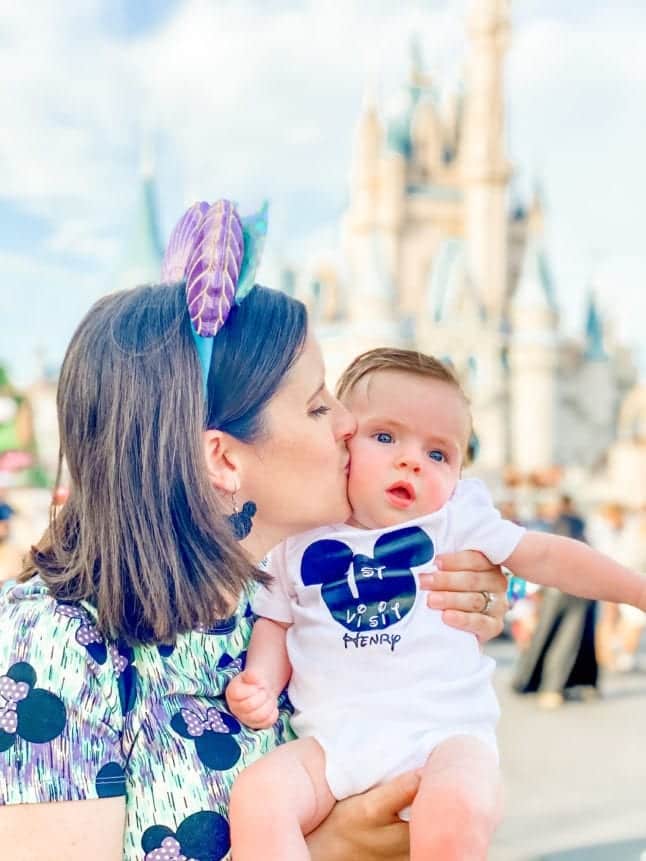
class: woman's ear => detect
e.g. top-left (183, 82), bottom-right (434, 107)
top-left (202, 429), bottom-right (241, 494)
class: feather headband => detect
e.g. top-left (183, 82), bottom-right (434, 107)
top-left (161, 199), bottom-right (268, 396)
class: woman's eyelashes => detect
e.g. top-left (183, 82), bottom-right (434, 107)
top-left (309, 404), bottom-right (331, 418)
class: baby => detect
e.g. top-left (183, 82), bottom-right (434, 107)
top-left (226, 348), bottom-right (646, 860)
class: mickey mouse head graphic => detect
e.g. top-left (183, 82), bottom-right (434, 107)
top-left (142, 810), bottom-right (230, 861)
top-left (56, 601), bottom-right (108, 665)
top-left (170, 706), bottom-right (242, 771)
top-left (301, 525), bottom-right (434, 631)
top-left (0, 661), bottom-right (66, 752)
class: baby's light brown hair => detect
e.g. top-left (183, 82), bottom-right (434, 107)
top-left (336, 347), bottom-right (475, 463)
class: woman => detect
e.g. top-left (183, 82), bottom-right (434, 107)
top-left (0, 201), bottom-right (508, 861)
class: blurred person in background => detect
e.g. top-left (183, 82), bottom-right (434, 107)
top-left (511, 495), bottom-right (599, 709)
top-left (0, 486), bottom-right (21, 583)
top-left (590, 503), bottom-right (646, 672)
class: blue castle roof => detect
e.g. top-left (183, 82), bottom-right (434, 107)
top-left (584, 292), bottom-right (607, 361)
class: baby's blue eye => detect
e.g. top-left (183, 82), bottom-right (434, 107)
top-left (428, 450), bottom-right (446, 463)
top-left (375, 432), bottom-right (394, 444)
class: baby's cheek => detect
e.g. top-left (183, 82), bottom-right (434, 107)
top-left (347, 463), bottom-right (374, 512)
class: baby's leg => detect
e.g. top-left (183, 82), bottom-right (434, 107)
top-left (229, 736), bottom-right (335, 861)
top-left (410, 734), bottom-right (503, 861)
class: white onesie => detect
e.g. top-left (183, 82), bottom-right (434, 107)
top-left (253, 478), bottom-right (525, 801)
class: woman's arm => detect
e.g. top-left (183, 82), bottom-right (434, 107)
top-left (419, 550), bottom-right (509, 643)
top-left (307, 770), bottom-right (419, 861)
top-left (0, 797), bottom-right (125, 861)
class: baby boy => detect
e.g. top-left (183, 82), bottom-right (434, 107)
top-left (226, 348), bottom-right (646, 861)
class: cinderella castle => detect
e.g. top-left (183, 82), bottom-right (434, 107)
top-left (4, 1), bottom-right (643, 510)
top-left (283, 0), bottom-right (644, 503)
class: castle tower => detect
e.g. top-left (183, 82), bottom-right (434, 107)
top-left (461, 0), bottom-right (511, 320)
top-left (569, 290), bottom-right (616, 468)
top-left (342, 94), bottom-right (399, 324)
top-left (408, 36), bottom-right (442, 183)
top-left (608, 384), bottom-right (646, 507)
top-left (346, 96), bottom-right (382, 232)
top-left (118, 166), bottom-right (164, 292)
top-left (509, 236), bottom-right (559, 472)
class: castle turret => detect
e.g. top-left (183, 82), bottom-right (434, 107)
top-left (607, 384), bottom-right (646, 507)
top-left (407, 37), bottom-right (443, 182)
top-left (570, 289), bottom-right (616, 467)
top-left (347, 96), bottom-right (382, 231)
top-left (411, 96), bottom-right (443, 182)
top-left (342, 87), bottom-right (406, 313)
top-left (583, 289), bottom-right (607, 361)
top-left (509, 236), bottom-right (559, 472)
top-left (118, 167), bottom-right (164, 291)
top-left (461, 0), bottom-right (511, 319)
top-left (379, 82), bottom-right (411, 234)
top-left (442, 84), bottom-right (464, 165)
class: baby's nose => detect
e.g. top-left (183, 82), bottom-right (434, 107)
top-left (396, 454), bottom-right (421, 473)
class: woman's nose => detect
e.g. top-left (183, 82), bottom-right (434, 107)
top-left (333, 400), bottom-right (357, 441)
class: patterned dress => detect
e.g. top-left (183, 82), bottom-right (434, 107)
top-left (0, 577), bottom-right (295, 860)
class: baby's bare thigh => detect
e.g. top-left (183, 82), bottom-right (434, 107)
top-left (415, 734), bottom-right (503, 815)
top-left (409, 736), bottom-right (503, 859)
top-left (236, 737), bottom-right (336, 834)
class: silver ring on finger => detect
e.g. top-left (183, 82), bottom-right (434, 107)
top-left (479, 590), bottom-right (493, 615)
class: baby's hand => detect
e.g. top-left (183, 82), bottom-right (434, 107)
top-left (225, 668), bottom-right (279, 729)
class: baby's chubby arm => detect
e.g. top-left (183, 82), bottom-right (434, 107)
top-left (505, 532), bottom-right (646, 610)
top-left (225, 617), bottom-right (292, 729)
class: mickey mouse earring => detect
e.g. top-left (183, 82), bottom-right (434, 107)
top-left (227, 481), bottom-right (257, 541)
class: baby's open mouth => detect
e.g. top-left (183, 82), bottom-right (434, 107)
top-left (385, 482), bottom-right (416, 508)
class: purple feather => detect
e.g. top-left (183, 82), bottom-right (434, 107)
top-left (161, 201), bottom-right (209, 284)
top-left (185, 200), bottom-right (244, 337)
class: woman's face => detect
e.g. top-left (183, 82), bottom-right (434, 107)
top-left (239, 333), bottom-right (356, 554)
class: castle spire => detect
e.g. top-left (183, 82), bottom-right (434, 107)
top-left (461, 0), bottom-right (511, 319)
top-left (347, 92), bottom-right (382, 231)
top-left (583, 289), bottom-right (607, 361)
top-left (528, 177), bottom-right (545, 234)
top-left (508, 234), bottom-right (558, 473)
top-left (118, 164), bottom-right (164, 291)
top-left (512, 236), bottom-right (558, 320)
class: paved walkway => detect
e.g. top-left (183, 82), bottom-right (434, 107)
top-left (489, 634), bottom-right (646, 860)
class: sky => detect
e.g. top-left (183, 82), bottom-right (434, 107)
top-left (1, 0), bottom-right (645, 385)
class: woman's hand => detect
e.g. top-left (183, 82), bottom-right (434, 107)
top-left (0, 796), bottom-right (125, 861)
top-left (419, 550), bottom-right (509, 643)
top-left (307, 770), bottom-right (419, 861)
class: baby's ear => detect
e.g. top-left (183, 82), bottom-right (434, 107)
top-left (301, 539), bottom-right (353, 586)
top-left (374, 527), bottom-right (434, 569)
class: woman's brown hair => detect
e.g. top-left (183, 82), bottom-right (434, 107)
top-left (23, 282), bottom-right (307, 644)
